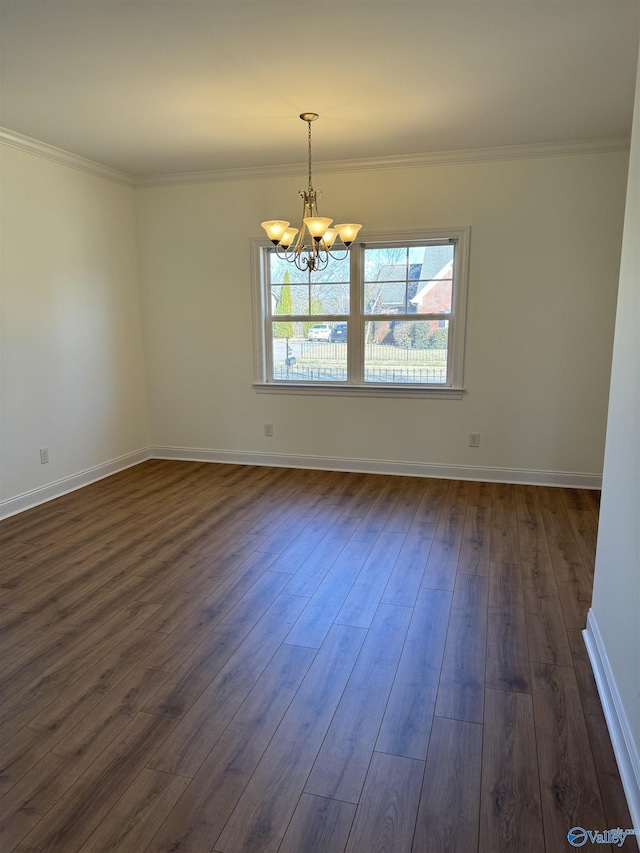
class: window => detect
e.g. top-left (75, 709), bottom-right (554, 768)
top-left (252, 228), bottom-right (470, 398)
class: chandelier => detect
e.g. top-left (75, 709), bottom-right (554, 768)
top-left (261, 113), bottom-right (362, 274)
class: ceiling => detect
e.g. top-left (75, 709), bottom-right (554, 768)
top-left (1, 0), bottom-right (638, 178)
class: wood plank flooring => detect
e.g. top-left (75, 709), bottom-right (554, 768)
top-left (0, 460), bottom-right (631, 852)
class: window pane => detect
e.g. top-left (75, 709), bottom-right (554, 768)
top-left (411, 277), bottom-right (452, 315)
top-left (269, 254), bottom-right (313, 285)
top-left (269, 251), bottom-right (350, 317)
top-left (364, 247), bottom-right (412, 282)
top-left (364, 244), bottom-right (454, 315)
top-left (270, 283), bottom-right (349, 317)
top-left (311, 283), bottom-right (350, 315)
top-left (415, 244), bottom-right (454, 276)
top-left (309, 255), bottom-right (350, 285)
top-left (365, 281), bottom-right (407, 314)
top-left (271, 324), bottom-right (347, 382)
top-left (364, 320), bottom-right (448, 384)
top-left (271, 284), bottom-right (310, 316)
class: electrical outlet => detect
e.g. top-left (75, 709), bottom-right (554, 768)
top-left (469, 433), bottom-right (480, 448)
top-left (264, 423), bottom-right (273, 437)
top-left (40, 447), bottom-right (49, 464)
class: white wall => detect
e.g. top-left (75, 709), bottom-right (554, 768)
top-left (0, 146), bottom-right (150, 506)
top-left (136, 151), bottom-right (628, 483)
top-left (590, 50), bottom-right (640, 815)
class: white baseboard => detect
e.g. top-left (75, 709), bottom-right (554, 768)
top-left (0, 448), bottom-right (151, 520)
top-left (0, 445), bottom-right (601, 522)
top-left (150, 445), bottom-right (602, 489)
top-left (583, 609), bottom-right (640, 835)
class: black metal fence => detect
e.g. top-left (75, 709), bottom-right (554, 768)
top-left (274, 364), bottom-right (446, 383)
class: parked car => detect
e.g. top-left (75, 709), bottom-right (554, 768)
top-left (330, 323), bottom-right (347, 342)
top-left (307, 323), bottom-right (332, 341)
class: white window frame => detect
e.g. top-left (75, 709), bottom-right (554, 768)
top-left (251, 227), bottom-right (470, 399)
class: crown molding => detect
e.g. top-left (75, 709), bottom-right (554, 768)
top-left (0, 127), bottom-right (136, 187)
top-left (0, 126), bottom-right (629, 190)
top-left (135, 136), bottom-right (631, 188)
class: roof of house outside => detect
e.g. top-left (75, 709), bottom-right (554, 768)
top-left (373, 247), bottom-right (454, 313)
top-left (410, 259), bottom-right (454, 306)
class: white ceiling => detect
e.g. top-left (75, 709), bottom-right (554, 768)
top-left (1, 0), bottom-right (638, 178)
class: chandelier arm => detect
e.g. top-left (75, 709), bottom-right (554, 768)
top-left (326, 246), bottom-right (350, 262)
top-left (314, 252), bottom-right (330, 274)
top-left (274, 244), bottom-right (294, 262)
top-left (292, 194), bottom-right (308, 256)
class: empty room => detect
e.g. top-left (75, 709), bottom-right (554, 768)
top-left (1, 1), bottom-right (639, 851)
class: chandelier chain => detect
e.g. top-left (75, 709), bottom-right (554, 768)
top-left (307, 120), bottom-right (313, 192)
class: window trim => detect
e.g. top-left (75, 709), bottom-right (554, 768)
top-left (251, 227), bottom-right (470, 398)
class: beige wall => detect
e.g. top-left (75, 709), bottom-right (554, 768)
top-left (591, 50), bottom-right (640, 789)
top-left (136, 151), bottom-right (628, 481)
top-left (0, 146), bottom-right (150, 504)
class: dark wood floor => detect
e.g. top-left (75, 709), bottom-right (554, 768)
top-left (0, 461), bottom-right (631, 852)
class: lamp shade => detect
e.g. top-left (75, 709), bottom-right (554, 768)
top-left (261, 220), bottom-right (290, 242)
top-left (278, 227), bottom-right (299, 248)
top-left (334, 223), bottom-right (362, 245)
top-left (303, 217), bottom-right (333, 239)
top-left (321, 228), bottom-right (339, 249)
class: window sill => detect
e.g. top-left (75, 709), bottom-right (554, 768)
top-left (253, 382), bottom-right (464, 400)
